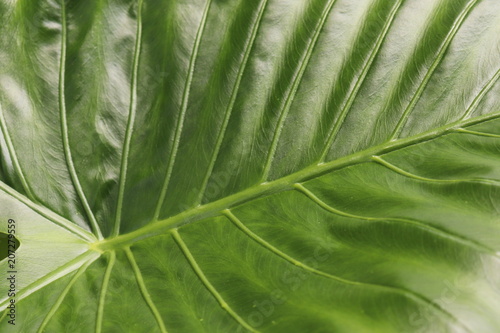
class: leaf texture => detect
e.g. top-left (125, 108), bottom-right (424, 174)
top-left (0, 0), bottom-right (500, 332)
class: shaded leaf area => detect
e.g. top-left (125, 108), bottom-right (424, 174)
top-left (0, 0), bottom-right (499, 332)
top-left (0, 232), bottom-right (18, 261)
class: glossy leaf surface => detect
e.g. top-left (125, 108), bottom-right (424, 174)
top-left (0, 0), bottom-right (499, 332)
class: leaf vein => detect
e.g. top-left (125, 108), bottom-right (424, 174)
top-left (113, 0), bottom-right (145, 236)
top-left (0, 180), bottom-right (95, 242)
top-left (94, 111), bottom-right (500, 251)
top-left (153, 0), bottom-right (213, 220)
top-left (125, 248), bottom-right (168, 333)
top-left (0, 104), bottom-right (36, 200)
top-left (196, 0), bottom-right (269, 205)
top-left (59, 0), bottom-right (103, 239)
top-left (293, 182), bottom-right (497, 256)
top-left (223, 209), bottom-right (472, 333)
top-left (261, 0), bottom-right (338, 181)
top-left (37, 259), bottom-right (94, 333)
top-left (372, 155), bottom-right (500, 186)
top-left (455, 128), bottom-right (500, 138)
top-left (460, 66), bottom-right (500, 120)
top-left (171, 229), bottom-right (259, 333)
top-left (319, 0), bottom-right (403, 161)
top-left (0, 251), bottom-right (99, 310)
top-left (389, 0), bottom-right (479, 140)
top-left (96, 251), bottom-right (116, 333)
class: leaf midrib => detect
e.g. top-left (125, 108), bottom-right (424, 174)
top-left (93, 110), bottom-right (500, 252)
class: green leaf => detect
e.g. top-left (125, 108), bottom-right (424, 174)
top-left (1, 0), bottom-right (499, 332)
